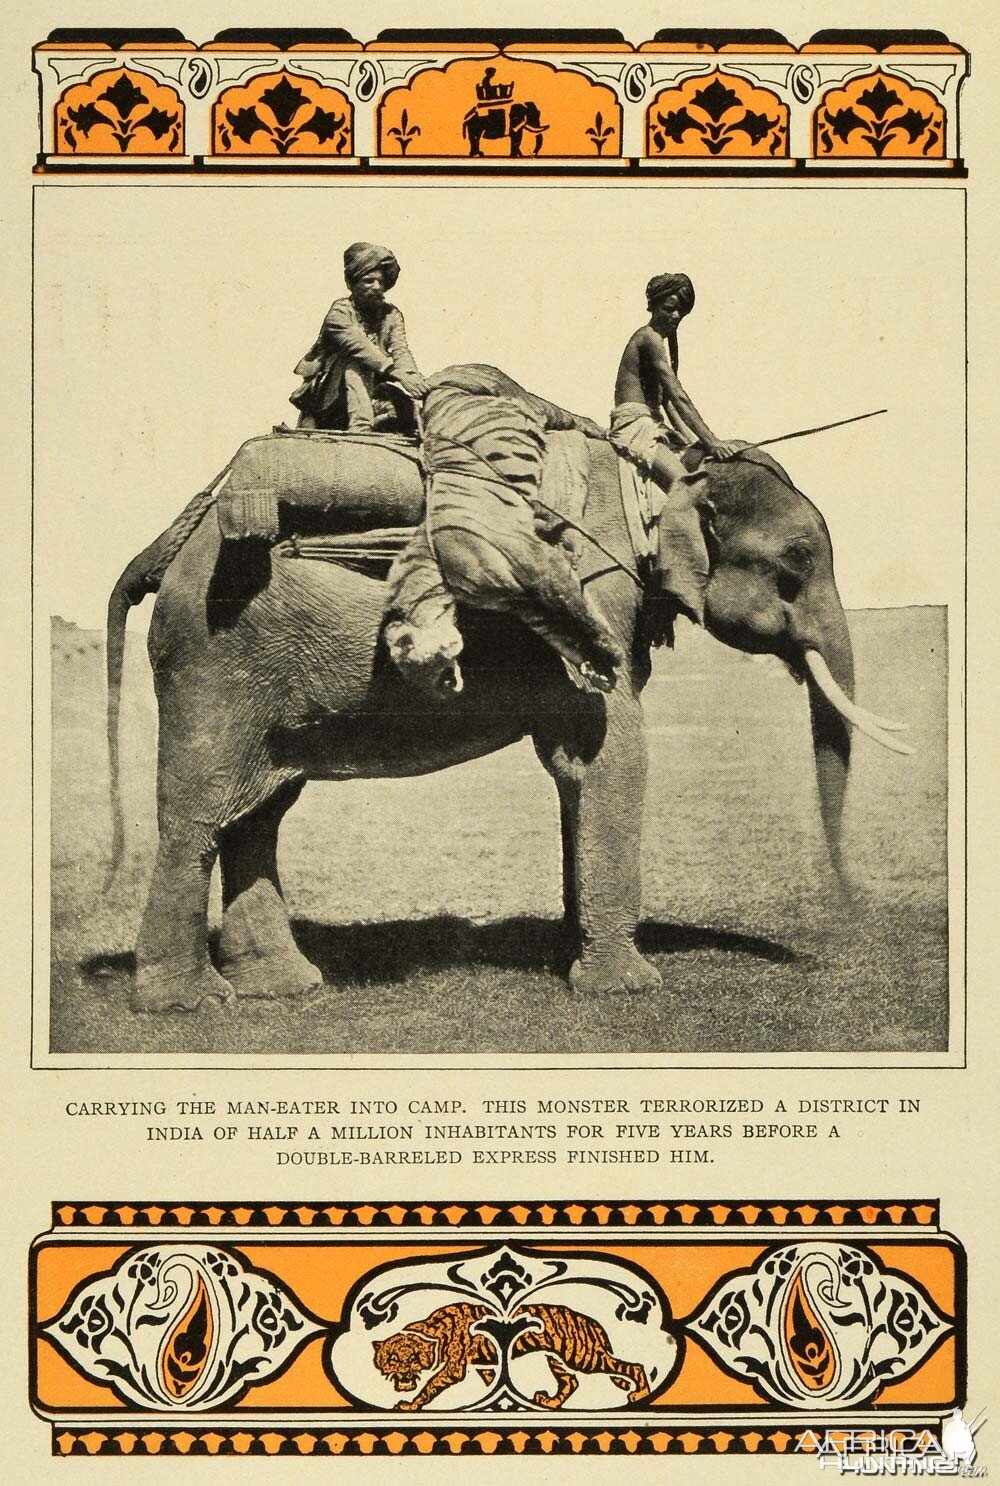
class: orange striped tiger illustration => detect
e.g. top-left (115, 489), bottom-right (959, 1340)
top-left (372, 1301), bottom-right (650, 1410)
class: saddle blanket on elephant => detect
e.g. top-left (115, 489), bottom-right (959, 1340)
top-left (215, 429), bottom-right (425, 542)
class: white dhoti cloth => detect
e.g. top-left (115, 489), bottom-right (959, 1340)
top-left (608, 403), bottom-right (708, 626)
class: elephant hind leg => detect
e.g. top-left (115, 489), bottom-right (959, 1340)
top-left (217, 783), bottom-right (323, 1000)
top-left (133, 820), bottom-right (235, 1013)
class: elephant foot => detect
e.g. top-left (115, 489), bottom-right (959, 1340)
top-left (218, 947), bottom-right (323, 1001)
top-left (569, 946), bottom-right (662, 995)
top-left (131, 961), bottom-right (236, 1014)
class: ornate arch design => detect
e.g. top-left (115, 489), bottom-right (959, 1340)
top-left (813, 70), bottom-right (945, 158)
top-left (54, 66), bottom-right (184, 155)
top-left (376, 56), bottom-right (621, 159)
top-left (212, 70), bottom-right (352, 157)
top-left (645, 69), bottom-right (788, 158)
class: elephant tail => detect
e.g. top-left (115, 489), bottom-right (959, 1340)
top-left (104, 469), bottom-right (229, 888)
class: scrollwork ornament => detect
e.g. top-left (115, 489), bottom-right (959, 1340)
top-left (184, 56), bottom-right (215, 101)
top-left (790, 63), bottom-right (818, 103)
top-left (43, 1245), bottom-right (324, 1409)
top-left (623, 62), bottom-right (650, 103)
top-left (353, 58), bottom-right (381, 103)
top-left (689, 1242), bottom-right (952, 1409)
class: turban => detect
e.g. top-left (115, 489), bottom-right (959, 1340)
top-left (646, 272), bottom-right (695, 314)
top-left (343, 241), bottom-right (401, 289)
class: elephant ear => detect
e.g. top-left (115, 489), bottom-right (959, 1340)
top-left (677, 469), bottom-right (719, 534)
top-left (671, 469), bottom-right (720, 566)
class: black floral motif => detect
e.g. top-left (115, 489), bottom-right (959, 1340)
top-left (386, 108), bottom-right (420, 156)
top-left (840, 1251), bottom-right (874, 1280)
top-left (98, 72), bottom-right (148, 118)
top-left (126, 1253), bottom-right (162, 1284)
top-left (482, 1251), bottom-right (533, 1308)
top-left (250, 1286), bottom-right (307, 1351)
top-left (66, 102), bottom-right (111, 138)
top-left (206, 1252), bottom-right (240, 1280)
top-left (786, 1288), bottom-right (834, 1386)
top-left (650, 74), bottom-right (785, 157)
top-left (818, 73), bottom-right (940, 157)
top-left (62, 71), bottom-right (180, 154)
top-left (691, 77), bottom-right (742, 122)
top-left (706, 1289), bottom-right (753, 1348)
top-left (729, 109), bottom-right (778, 146)
top-left (654, 107), bottom-right (700, 146)
top-left (139, 108), bottom-right (177, 141)
top-left (585, 111), bottom-right (615, 156)
top-left (226, 107), bottom-right (268, 145)
top-left (826, 107), bottom-right (867, 143)
top-left (894, 108), bottom-right (932, 143)
top-left (64, 1293), bottom-right (115, 1351)
top-left (768, 1249), bottom-right (799, 1280)
top-left (301, 107), bottom-right (348, 148)
top-left (219, 73), bottom-right (350, 156)
top-left (856, 77), bottom-right (902, 119)
top-left (885, 1289), bottom-right (930, 1348)
top-left (259, 75), bottom-right (309, 128)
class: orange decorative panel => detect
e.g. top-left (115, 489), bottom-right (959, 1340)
top-left (646, 69), bottom-right (788, 158)
top-left (814, 70), bottom-right (945, 158)
top-left (54, 67), bottom-right (183, 155)
top-left (30, 1198), bottom-right (964, 1458)
top-left (212, 70), bottom-right (352, 157)
top-left (377, 58), bottom-right (621, 159)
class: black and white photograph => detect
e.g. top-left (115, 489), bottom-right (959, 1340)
top-left (37, 184), bottom-right (960, 1061)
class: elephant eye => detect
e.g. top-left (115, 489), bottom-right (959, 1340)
top-left (780, 541), bottom-right (814, 576)
top-left (776, 542), bottom-right (814, 601)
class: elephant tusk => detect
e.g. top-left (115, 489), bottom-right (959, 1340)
top-left (804, 650), bottom-right (914, 755)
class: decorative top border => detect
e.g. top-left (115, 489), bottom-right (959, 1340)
top-left (50, 1198), bottom-right (941, 1230)
top-left (35, 26), bottom-right (966, 54)
top-left (33, 28), bottom-right (968, 174)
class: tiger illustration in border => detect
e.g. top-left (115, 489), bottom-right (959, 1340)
top-left (372, 1301), bottom-right (651, 1410)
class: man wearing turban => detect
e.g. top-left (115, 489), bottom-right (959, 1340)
top-left (610, 272), bottom-right (743, 624)
top-left (290, 242), bottom-right (429, 432)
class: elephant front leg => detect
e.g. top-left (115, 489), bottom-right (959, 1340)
top-left (217, 786), bottom-right (323, 1000)
top-left (133, 820), bottom-right (235, 1013)
top-left (536, 695), bottom-right (661, 994)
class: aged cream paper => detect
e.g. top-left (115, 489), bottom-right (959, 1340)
top-left (4, 0), bottom-right (998, 1480)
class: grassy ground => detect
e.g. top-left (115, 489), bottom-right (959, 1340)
top-left (49, 608), bottom-right (948, 1056)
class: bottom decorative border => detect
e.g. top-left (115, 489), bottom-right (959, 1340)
top-left (32, 1198), bottom-right (964, 1459)
top-left (52, 1423), bottom-right (948, 1458)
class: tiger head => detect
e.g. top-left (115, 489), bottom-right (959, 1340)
top-left (373, 1330), bottom-right (437, 1392)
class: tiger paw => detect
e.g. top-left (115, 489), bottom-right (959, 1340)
top-left (531, 1390), bottom-right (561, 1409)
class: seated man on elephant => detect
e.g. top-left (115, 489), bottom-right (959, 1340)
top-left (611, 272), bottom-right (744, 625)
top-left (290, 241), bottom-right (430, 434)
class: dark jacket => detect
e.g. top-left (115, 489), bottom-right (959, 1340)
top-left (290, 296), bottom-right (421, 425)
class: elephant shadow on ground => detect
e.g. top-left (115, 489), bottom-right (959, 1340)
top-left (80, 916), bottom-right (800, 988)
top-left (292, 915), bottom-right (802, 982)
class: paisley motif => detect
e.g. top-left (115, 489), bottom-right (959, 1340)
top-left (689, 1242), bottom-right (952, 1409)
top-left (42, 1245), bottom-right (323, 1409)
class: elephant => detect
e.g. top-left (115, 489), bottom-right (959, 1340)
top-left (463, 100), bottom-right (547, 158)
top-left (105, 391), bottom-right (907, 1015)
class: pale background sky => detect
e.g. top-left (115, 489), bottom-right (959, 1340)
top-left (34, 183), bottom-right (964, 628)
